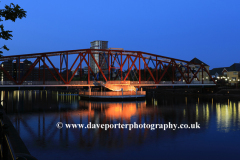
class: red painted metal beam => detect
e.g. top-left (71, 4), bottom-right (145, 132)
top-left (203, 65), bottom-right (216, 84)
top-left (66, 52), bottom-right (68, 83)
top-left (173, 61), bottom-right (188, 83)
top-left (81, 52), bottom-right (96, 81)
top-left (110, 53), bottom-right (121, 68)
top-left (172, 61), bottom-right (174, 84)
top-left (80, 56), bottom-right (82, 80)
top-left (18, 57), bottom-right (20, 83)
top-left (177, 67), bottom-right (187, 81)
top-left (0, 66), bottom-right (18, 84)
top-left (141, 55), bottom-right (156, 83)
top-left (123, 56), bottom-right (138, 81)
top-left (40, 57), bottom-right (59, 81)
top-left (0, 48), bottom-right (216, 85)
top-left (89, 51), bottom-right (107, 82)
top-left (87, 53), bottom-right (90, 84)
top-left (0, 49), bottom-right (205, 68)
top-left (159, 61), bottom-right (174, 82)
top-left (146, 60), bottom-right (161, 82)
top-left (68, 56), bottom-right (85, 83)
top-left (129, 56), bottom-right (139, 77)
top-left (108, 51), bottom-right (110, 81)
top-left (157, 62), bottom-right (171, 83)
top-left (189, 66), bottom-right (202, 84)
top-left (60, 54), bottom-right (63, 76)
top-left (156, 58), bottom-right (158, 82)
top-left (69, 53), bottom-right (81, 73)
top-left (121, 52), bottom-right (122, 80)
top-left (139, 53), bottom-right (141, 84)
top-left (19, 58), bottom-right (40, 84)
top-left (188, 67), bottom-right (200, 82)
top-left (38, 60), bottom-right (40, 81)
top-left (128, 56), bottom-right (130, 80)
top-left (45, 56), bottom-right (67, 83)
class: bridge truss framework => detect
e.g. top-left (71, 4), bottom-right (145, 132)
top-left (0, 49), bottom-right (216, 85)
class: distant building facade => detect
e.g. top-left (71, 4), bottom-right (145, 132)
top-left (175, 58), bottom-right (210, 82)
top-left (1, 60), bottom-right (59, 81)
top-left (1, 59), bottom-right (33, 81)
top-left (189, 58), bottom-right (210, 82)
top-left (210, 63), bottom-right (240, 84)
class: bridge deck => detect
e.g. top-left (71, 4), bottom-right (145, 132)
top-left (0, 83), bottom-right (215, 88)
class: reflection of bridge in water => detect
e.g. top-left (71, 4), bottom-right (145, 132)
top-left (2, 91), bottom-right (240, 148)
top-left (3, 90), bottom-right (239, 150)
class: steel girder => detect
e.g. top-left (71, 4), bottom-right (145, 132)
top-left (0, 49), bottom-right (216, 85)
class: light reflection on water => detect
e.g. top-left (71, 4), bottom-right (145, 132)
top-left (1, 90), bottom-right (240, 160)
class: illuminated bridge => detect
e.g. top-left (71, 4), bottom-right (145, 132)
top-left (0, 49), bottom-right (216, 88)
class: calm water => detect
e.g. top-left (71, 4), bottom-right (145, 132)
top-left (1, 90), bottom-right (240, 160)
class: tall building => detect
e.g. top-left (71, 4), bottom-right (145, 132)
top-left (90, 40), bottom-right (108, 74)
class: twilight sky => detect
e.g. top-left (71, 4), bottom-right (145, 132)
top-left (1, 0), bottom-right (240, 69)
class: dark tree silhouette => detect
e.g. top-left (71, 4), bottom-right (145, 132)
top-left (0, 3), bottom-right (26, 54)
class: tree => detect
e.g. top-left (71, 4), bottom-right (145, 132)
top-left (0, 3), bottom-right (26, 54)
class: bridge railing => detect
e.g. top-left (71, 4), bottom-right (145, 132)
top-left (191, 81), bottom-right (214, 84)
top-left (79, 91), bottom-right (146, 96)
top-left (0, 81), bottom-right (95, 85)
top-left (106, 81), bottom-right (130, 84)
top-left (130, 81), bottom-right (155, 84)
top-left (159, 81), bottom-right (214, 84)
top-left (0, 81), bottom-right (15, 85)
top-left (0, 80), bottom-right (214, 85)
top-left (69, 81), bottom-right (93, 85)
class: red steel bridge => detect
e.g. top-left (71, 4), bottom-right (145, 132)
top-left (0, 49), bottom-right (216, 87)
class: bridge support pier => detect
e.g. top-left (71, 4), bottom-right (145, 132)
top-left (88, 86), bottom-right (91, 96)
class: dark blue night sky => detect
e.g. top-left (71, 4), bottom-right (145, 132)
top-left (2, 0), bottom-right (240, 69)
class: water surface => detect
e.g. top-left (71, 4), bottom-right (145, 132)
top-left (2, 90), bottom-right (240, 160)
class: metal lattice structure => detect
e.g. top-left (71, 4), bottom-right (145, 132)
top-left (0, 49), bottom-right (216, 85)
